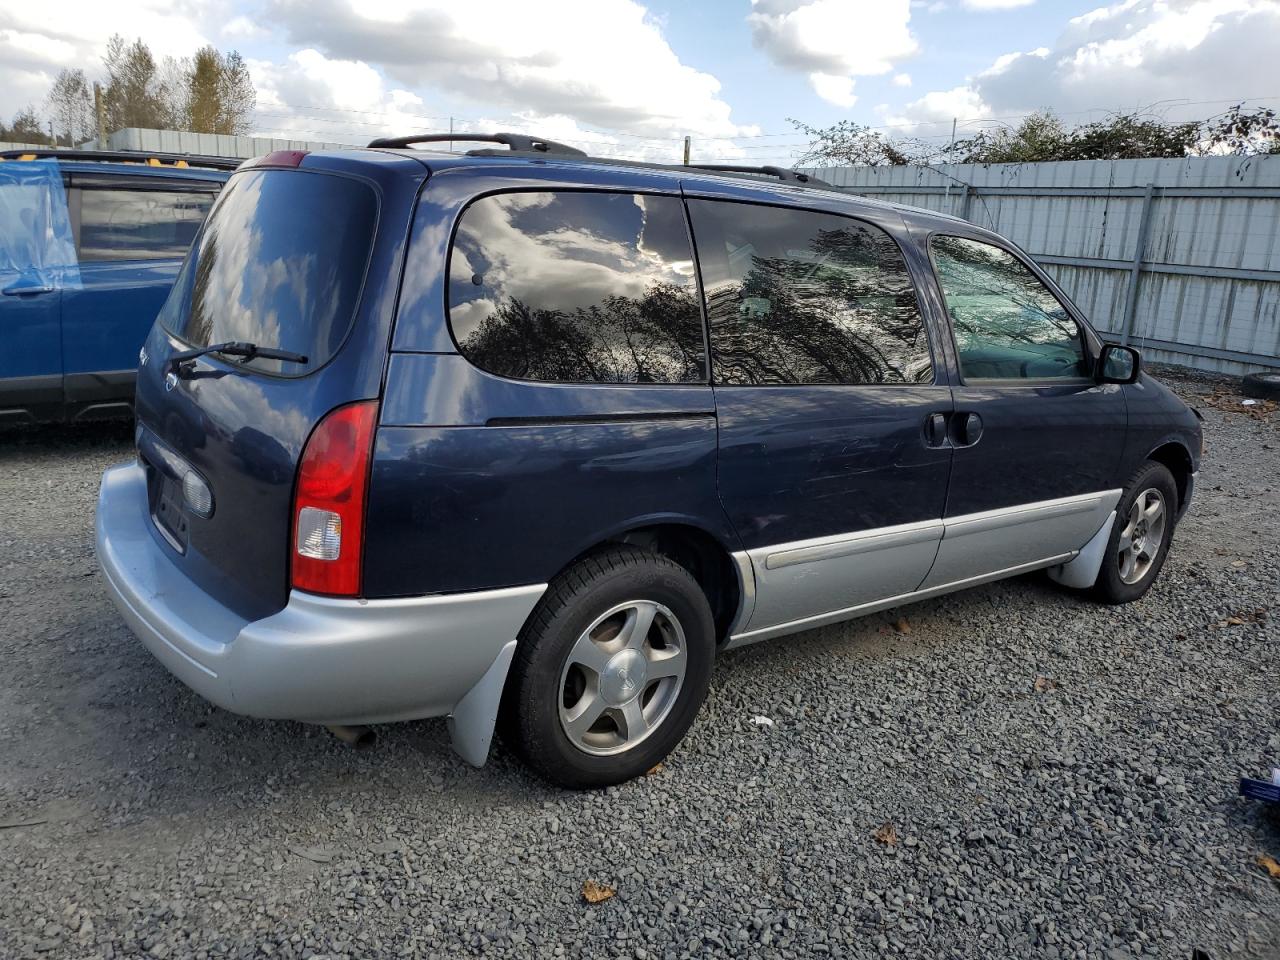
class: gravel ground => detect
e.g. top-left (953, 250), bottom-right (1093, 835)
top-left (1, 368), bottom-right (1278, 960)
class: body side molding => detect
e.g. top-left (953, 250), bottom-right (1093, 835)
top-left (726, 489), bottom-right (1123, 642)
top-left (726, 552), bottom-right (1075, 648)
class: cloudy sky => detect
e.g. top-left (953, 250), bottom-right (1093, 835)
top-left (1, 0), bottom-right (1277, 164)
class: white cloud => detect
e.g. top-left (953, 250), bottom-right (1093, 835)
top-left (0, 1), bottom-right (212, 119)
top-left (961, 0), bottom-right (1035, 9)
top-left (222, 15), bottom-right (267, 40)
top-left (748, 0), bottom-right (918, 107)
top-left (893, 73), bottom-right (913, 87)
top-left (0, 0), bottom-right (753, 163)
top-left (249, 49), bottom-right (431, 145)
top-left (809, 73), bottom-right (856, 108)
top-left (263, 0), bottom-right (756, 140)
top-left (883, 85), bottom-right (990, 130)
top-left (891, 0), bottom-right (1280, 132)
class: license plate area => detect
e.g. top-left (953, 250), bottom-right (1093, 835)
top-left (150, 470), bottom-right (190, 553)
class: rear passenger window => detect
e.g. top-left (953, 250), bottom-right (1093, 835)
top-left (930, 235), bottom-right (1088, 381)
top-left (448, 191), bottom-right (705, 384)
top-left (687, 200), bottom-right (931, 385)
top-left (77, 189), bottom-right (214, 261)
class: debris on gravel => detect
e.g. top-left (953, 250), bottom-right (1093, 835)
top-left (1, 371), bottom-right (1278, 959)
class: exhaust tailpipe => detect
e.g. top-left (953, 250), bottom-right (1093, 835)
top-left (326, 725), bottom-right (376, 750)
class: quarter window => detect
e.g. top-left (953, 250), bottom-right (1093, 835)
top-left (687, 200), bottom-right (931, 385)
top-left (77, 189), bottom-right (215, 261)
top-left (930, 235), bottom-right (1088, 381)
top-left (448, 191), bottom-right (705, 384)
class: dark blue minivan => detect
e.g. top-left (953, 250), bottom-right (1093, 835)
top-left (0, 150), bottom-right (232, 424)
top-left (95, 134), bottom-right (1202, 787)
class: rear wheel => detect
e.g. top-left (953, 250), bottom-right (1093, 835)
top-left (1092, 461), bottom-right (1179, 604)
top-left (503, 546), bottom-right (715, 788)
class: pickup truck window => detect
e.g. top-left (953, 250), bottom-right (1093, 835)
top-left (78, 189), bottom-right (215, 261)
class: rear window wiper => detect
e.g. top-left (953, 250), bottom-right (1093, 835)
top-left (167, 341), bottom-right (309, 375)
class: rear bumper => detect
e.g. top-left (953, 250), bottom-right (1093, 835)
top-left (95, 462), bottom-right (545, 725)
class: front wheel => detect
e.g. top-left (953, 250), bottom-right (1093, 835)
top-left (502, 546), bottom-right (715, 789)
top-left (1092, 461), bottom-right (1179, 604)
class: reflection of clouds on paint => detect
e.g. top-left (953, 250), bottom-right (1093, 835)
top-left (192, 372), bottom-right (314, 455)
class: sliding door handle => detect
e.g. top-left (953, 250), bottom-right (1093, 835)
top-left (922, 412), bottom-right (950, 448)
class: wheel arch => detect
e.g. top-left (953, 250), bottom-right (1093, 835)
top-left (1146, 440), bottom-right (1194, 509)
top-left (555, 521), bottom-right (747, 646)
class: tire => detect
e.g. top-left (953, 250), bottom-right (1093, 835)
top-left (1092, 461), bottom-right (1179, 604)
top-left (502, 545), bottom-right (715, 789)
top-left (1241, 372), bottom-right (1280, 401)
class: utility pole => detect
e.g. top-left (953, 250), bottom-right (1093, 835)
top-left (949, 117), bottom-right (957, 154)
top-left (94, 82), bottom-right (108, 149)
top-left (682, 136), bottom-right (690, 165)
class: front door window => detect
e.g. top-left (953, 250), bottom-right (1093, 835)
top-left (931, 235), bottom-right (1088, 381)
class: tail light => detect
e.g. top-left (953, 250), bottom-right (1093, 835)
top-left (291, 400), bottom-right (379, 596)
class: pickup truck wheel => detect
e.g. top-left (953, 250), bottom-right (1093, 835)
top-left (503, 545), bottom-right (714, 789)
top-left (1092, 461), bottom-right (1179, 604)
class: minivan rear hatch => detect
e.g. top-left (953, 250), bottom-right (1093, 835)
top-left (133, 151), bottom-right (425, 621)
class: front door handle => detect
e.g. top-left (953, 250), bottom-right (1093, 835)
top-left (923, 412), bottom-right (950, 448)
top-left (2, 282), bottom-right (54, 297)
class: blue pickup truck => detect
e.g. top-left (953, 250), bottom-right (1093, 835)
top-left (0, 149), bottom-right (233, 424)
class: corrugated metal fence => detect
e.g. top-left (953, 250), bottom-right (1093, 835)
top-left (90, 127), bottom-right (356, 158)
top-left (803, 157), bottom-right (1280, 375)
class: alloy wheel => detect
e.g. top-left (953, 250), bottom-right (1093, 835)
top-left (557, 600), bottom-right (688, 756)
top-left (1118, 488), bottom-right (1167, 585)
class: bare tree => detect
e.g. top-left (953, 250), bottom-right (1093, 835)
top-left (45, 69), bottom-right (93, 146)
top-left (216, 50), bottom-right (256, 135)
top-left (155, 56), bottom-right (193, 131)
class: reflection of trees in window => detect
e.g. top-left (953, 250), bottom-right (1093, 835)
top-left (931, 236), bottom-right (1078, 349)
top-left (696, 207), bottom-right (932, 385)
top-left (449, 191), bottom-right (706, 384)
top-left (458, 280), bottom-right (704, 383)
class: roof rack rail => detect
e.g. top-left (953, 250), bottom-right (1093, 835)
top-left (0, 148), bottom-right (241, 171)
top-left (685, 164), bottom-right (831, 188)
top-left (366, 132), bottom-right (587, 157)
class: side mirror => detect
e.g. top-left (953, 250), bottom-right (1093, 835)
top-left (1097, 343), bottom-right (1140, 384)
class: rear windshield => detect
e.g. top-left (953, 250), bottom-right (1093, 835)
top-left (159, 169), bottom-right (377, 375)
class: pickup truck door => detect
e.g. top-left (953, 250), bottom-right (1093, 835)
top-left (61, 178), bottom-right (217, 412)
top-left (0, 161), bottom-right (74, 422)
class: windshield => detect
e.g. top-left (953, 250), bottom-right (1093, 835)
top-left (159, 168), bottom-right (377, 375)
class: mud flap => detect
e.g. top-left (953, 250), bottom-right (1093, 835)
top-left (1047, 510), bottom-right (1116, 590)
top-left (448, 639), bottom-right (517, 767)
